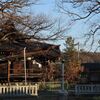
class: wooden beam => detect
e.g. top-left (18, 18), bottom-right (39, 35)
top-left (8, 60), bottom-right (11, 83)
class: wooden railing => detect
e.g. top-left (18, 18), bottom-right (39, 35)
top-left (0, 83), bottom-right (38, 96)
top-left (75, 84), bottom-right (100, 95)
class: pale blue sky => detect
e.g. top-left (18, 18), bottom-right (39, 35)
top-left (29, 0), bottom-right (99, 52)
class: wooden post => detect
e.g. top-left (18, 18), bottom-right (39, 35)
top-left (24, 47), bottom-right (27, 84)
top-left (8, 60), bottom-right (10, 83)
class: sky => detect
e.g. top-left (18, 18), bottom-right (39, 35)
top-left (28, 0), bottom-right (99, 52)
top-left (29, 0), bottom-right (66, 51)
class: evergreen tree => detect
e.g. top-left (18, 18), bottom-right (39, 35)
top-left (64, 36), bottom-right (80, 83)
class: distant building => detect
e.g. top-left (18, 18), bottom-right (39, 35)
top-left (79, 52), bottom-right (100, 84)
top-left (75, 52), bottom-right (100, 95)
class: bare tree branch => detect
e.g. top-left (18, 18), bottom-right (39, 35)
top-left (57, 0), bottom-right (100, 51)
top-left (0, 0), bottom-right (67, 43)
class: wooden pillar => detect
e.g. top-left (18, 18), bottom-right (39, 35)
top-left (8, 60), bottom-right (10, 83)
top-left (47, 60), bottom-right (53, 81)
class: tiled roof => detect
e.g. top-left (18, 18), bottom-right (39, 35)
top-left (0, 40), bottom-right (61, 61)
top-left (80, 52), bottom-right (100, 63)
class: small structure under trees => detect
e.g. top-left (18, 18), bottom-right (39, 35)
top-left (75, 52), bottom-right (100, 95)
top-left (79, 52), bottom-right (100, 84)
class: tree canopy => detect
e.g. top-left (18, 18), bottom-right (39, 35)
top-left (63, 36), bottom-right (80, 83)
top-left (0, 0), bottom-right (66, 43)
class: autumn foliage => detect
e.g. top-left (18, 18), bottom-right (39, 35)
top-left (63, 37), bottom-right (80, 83)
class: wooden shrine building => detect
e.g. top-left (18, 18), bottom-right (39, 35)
top-left (0, 40), bottom-right (61, 83)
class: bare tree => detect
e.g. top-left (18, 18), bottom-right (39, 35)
top-left (0, 0), bottom-right (66, 43)
top-left (56, 0), bottom-right (100, 50)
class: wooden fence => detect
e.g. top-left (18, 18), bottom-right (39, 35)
top-left (0, 83), bottom-right (38, 96)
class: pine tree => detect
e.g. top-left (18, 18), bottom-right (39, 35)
top-left (64, 37), bottom-right (80, 84)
